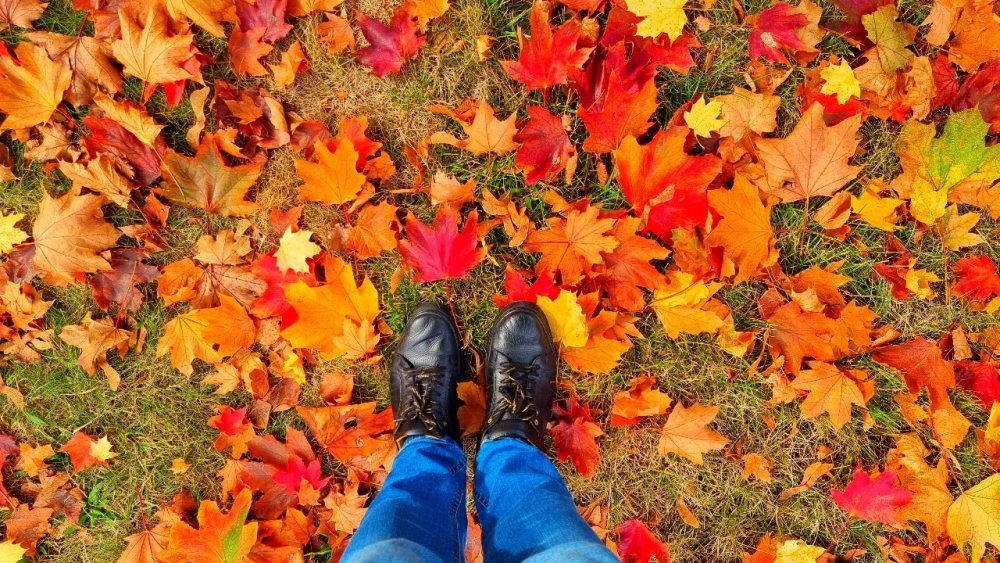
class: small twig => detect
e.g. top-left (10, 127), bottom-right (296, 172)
top-left (135, 484), bottom-right (149, 531)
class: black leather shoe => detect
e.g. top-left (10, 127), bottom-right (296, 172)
top-left (390, 302), bottom-right (461, 444)
top-left (482, 301), bottom-right (557, 448)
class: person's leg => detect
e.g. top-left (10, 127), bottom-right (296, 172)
top-left (474, 437), bottom-right (617, 562)
top-left (344, 302), bottom-right (467, 562)
top-left (476, 302), bottom-right (617, 562)
top-left (343, 436), bottom-right (467, 563)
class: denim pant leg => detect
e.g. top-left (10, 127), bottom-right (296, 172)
top-left (343, 436), bottom-right (468, 563)
top-left (473, 437), bottom-right (619, 562)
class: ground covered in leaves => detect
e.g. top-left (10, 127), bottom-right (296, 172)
top-left (1, 0), bottom-right (1000, 561)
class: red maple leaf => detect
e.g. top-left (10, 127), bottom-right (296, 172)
top-left (872, 337), bottom-right (955, 410)
top-left (614, 126), bottom-right (721, 239)
top-left (513, 106), bottom-right (576, 185)
top-left (250, 254), bottom-right (316, 324)
top-left (931, 53), bottom-right (960, 108)
top-left (956, 360), bottom-right (1000, 408)
top-left (831, 469), bottom-right (913, 526)
top-left (800, 90), bottom-right (868, 126)
top-left (748, 3), bottom-right (807, 65)
top-left (500, 2), bottom-right (591, 92)
top-left (493, 267), bottom-right (560, 308)
top-left (953, 255), bottom-right (1000, 301)
top-left (235, 0), bottom-right (292, 43)
top-left (83, 116), bottom-right (163, 185)
top-left (955, 61), bottom-right (1000, 133)
top-left (399, 206), bottom-right (486, 283)
top-left (209, 406), bottom-right (251, 436)
top-left (617, 519), bottom-right (671, 563)
top-left (355, 10), bottom-right (426, 77)
top-left (577, 71), bottom-right (658, 153)
top-left (549, 395), bottom-right (604, 479)
top-left (273, 456), bottom-right (331, 494)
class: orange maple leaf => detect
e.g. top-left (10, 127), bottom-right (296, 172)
top-left (754, 102), bottom-right (862, 203)
top-left (159, 135), bottom-right (262, 217)
top-left (158, 489), bottom-right (257, 563)
top-left (658, 402), bottom-right (729, 464)
top-left (523, 205), bottom-right (619, 285)
top-left (705, 175), bottom-right (779, 283)
top-left (297, 402), bottom-right (395, 471)
top-left (0, 41), bottom-right (71, 129)
top-left (296, 139), bottom-right (367, 205)
top-left (790, 361), bottom-right (870, 430)
top-left (31, 190), bottom-right (120, 286)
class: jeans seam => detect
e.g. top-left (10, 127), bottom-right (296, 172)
top-left (450, 483), bottom-right (463, 563)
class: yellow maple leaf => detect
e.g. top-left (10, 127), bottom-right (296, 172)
top-left (940, 204), bottom-right (983, 251)
top-left (112, 8), bottom-right (194, 85)
top-left (163, 0), bottom-right (235, 38)
top-left (904, 266), bottom-right (940, 300)
top-left (948, 473), bottom-right (1000, 563)
top-left (171, 457), bottom-right (191, 474)
top-left (296, 140), bottom-right (366, 205)
top-left (776, 539), bottom-right (826, 562)
top-left (93, 92), bottom-right (163, 147)
top-left (274, 228), bottom-right (320, 274)
top-left (0, 540), bottom-right (27, 562)
top-left (650, 271), bottom-right (727, 339)
top-left (626, 0), bottom-right (688, 41)
top-left (0, 210), bottom-right (28, 254)
top-left (910, 177), bottom-right (948, 225)
top-left (820, 60), bottom-right (861, 104)
top-left (0, 41), bottom-right (71, 129)
top-left (850, 185), bottom-right (902, 231)
top-left (683, 97), bottom-right (727, 138)
top-left (90, 436), bottom-right (116, 463)
top-left (536, 290), bottom-right (589, 348)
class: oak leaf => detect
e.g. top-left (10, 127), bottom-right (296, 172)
top-left (0, 42), bottom-right (72, 129)
top-left (658, 402), bottom-right (728, 464)
top-left (31, 190), bottom-right (120, 285)
top-left (755, 103), bottom-right (861, 203)
top-left (399, 205), bottom-right (486, 282)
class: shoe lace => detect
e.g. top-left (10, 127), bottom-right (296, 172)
top-left (397, 365), bottom-right (448, 434)
top-left (495, 361), bottom-right (541, 426)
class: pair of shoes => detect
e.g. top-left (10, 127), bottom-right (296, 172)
top-left (390, 301), bottom-right (556, 448)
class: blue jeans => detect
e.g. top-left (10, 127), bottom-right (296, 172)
top-left (343, 436), bottom-right (618, 563)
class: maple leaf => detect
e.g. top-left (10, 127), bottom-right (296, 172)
top-left (862, 5), bottom-right (915, 73)
top-left (228, 27), bottom-right (274, 77)
top-left (59, 313), bottom-right (134, 390)
top-left (280, 258), bottom-right (379, 359)
top-left (820, 59), bottom-right (861, 103)
top-left (513, 105), bottom-right (577, 185)
top-left (428, 171), bottom-right (475, 209)
top-left (346, 201), bottom-right (400, 259)
top-left (536, 289), bottom-right (589, 348)
top-left (356, 10), bottom-right (425, 77)
top-left (159, 489), bottom-right (258, 563)
top-left (0, 540), bottom-right (27, 562)
top-left (614, 128), bottom-right (721, 238)
top-left (164, 0), bottom-right (234, 37)
top-left (236, 0), bottom-right (292, 42)
top-left (896, 108), bottom-right (1000, 225)
top-left (550, 395), bottom-right (604, 479)
top-left (742, 453), bottom-right (773, 483)
top-left (765, 302), bottom-right (846, 374)
top-left (658, 402), bottom-right (728, 464)
top-left (599, 216), bottom-right (670, 311)
top-left (956, 360), bottom-right (1000, 408)
top-left (791, 362), bottom-right (869, 430)
top-left (578, 73), bottom-right (658, 153)
top-left (428, 99), bottom-right (518, 155)
top-left (296, 402), bottom-right (394, 470)
top-left (274, 228), bottom-right (320, 274)
top-left (949, 472), bottom-right (1000, 563)
top-left (717, 87), bottom-right (780, 141)
top-left (157, 294), bottom-right (256, 375)
top-left (683, 97), bottom-right (726, 138)
top-left (851, 184), bottom-right (902, 231)
top-left (500, 2), bottom-right (590, 92)
top-left (611, 376), bottom-right (673, 427)
top-left (159, 135), bottom-right (262, 216)
top-left (705, 175), bottom-right (778, 284)
top-left (523, 205), bottom-right (618, 285)
top-left (748, 2), bottom-right (807, 64)
top-left (954, 256), bottom-right (1000, 302)
top-left (650, 270), bottom-right (730, 340)
top-left (872, 337), bottom-right (954, 410)
top-left (457, 380), bottom-right (485, 437)
top-left (295, 139), bottom-right (366, 205)
top-left (59, 431), bottom-right (115, 472)
top-left (626, 0), bottom-right (688, 40)
top-left (90, 249), bottom-right (160, 312)
top-left (495, 267), bottom-right (559, 307)
top-left (755, 103), bottom-right (862, 203)
top-left (617, 519), bottom-right (670, 563)
top-left (112, 9), bottom-right (194, 86)
top-left (830, 469), bottom-right (913, 526)
top-left (31, 190), bottom-right (120, 286)
top-left (0, 42), bottom-right (71, 129)
top-left (399, 206), bottom-right (486, 283)
top-left (0, 210), bottom-right (28, 253)
top-left (0, 0), bottom-right (45, 27)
